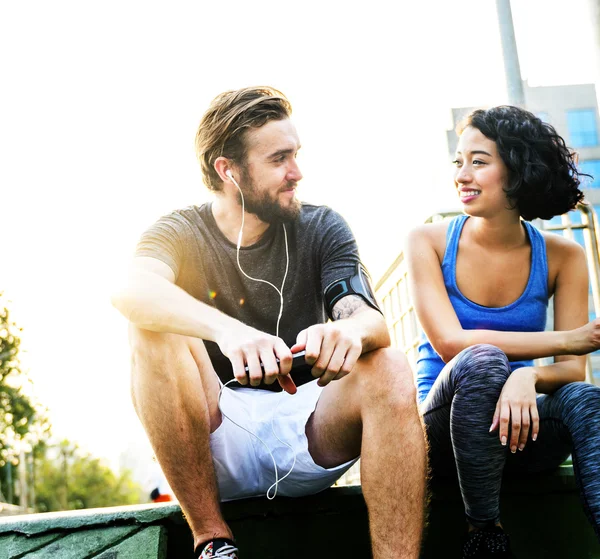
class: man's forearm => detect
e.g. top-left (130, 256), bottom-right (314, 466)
top-left (356, 310), bottom-right (391, 352)
top-left (111, 270), bottom-right (237, 341)
top-left (331, 296), bottom-right (390, 353)
top-left (340, 309), bottom-right (390, 354)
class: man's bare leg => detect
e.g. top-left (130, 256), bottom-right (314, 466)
top-left (129, 326), bottom-right (229, 549)
top-left (306, 348), bottom-right (426, 559)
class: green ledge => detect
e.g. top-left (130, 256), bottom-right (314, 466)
top-left (0, 503), bottom-right (183, 537)
top-left (0, 466), bottom-right (598, 558)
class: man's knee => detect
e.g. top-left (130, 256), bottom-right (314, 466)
top-left (357, 348), bottom-right (417, 410)
top-left (129, 325), bottom-right (189, 381)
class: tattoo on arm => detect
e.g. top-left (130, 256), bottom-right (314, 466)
top-left (332, 295), bottom-right (368, 320)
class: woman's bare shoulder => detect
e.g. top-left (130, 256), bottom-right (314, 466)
top-left (541, 229), bottom-right (586, 261)
top-left (406, 220), bottom-right (452, 261)
top-left (541, 229), bottom-right (587, 290)
top-left (407, 220), bottom-right (450, 244)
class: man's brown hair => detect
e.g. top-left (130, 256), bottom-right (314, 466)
top-left (195, 86), bottom-right (292, 191)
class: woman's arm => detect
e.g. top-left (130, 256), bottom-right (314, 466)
top-left (405, 224), bottom-right (595, 364)
top-left (531, 236), bottom-right (589, 391)
top-left (489, 238), bottom-right (589, 451)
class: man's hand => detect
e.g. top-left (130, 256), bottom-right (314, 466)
top-left (489, 367), bottom-right (539, 453)
top-left (216, 323), bottom-right (297, 394)
top-left (292, 321), bottom-right (363, 387)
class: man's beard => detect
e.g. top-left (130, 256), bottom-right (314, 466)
top-left (237, 170), bottom-right (301, 223)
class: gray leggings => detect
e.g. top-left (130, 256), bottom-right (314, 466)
top-left (422, 344), bottom-right (600, 537)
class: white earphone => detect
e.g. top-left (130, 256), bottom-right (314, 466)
top-left (217, 165), bottom-right (295, 499)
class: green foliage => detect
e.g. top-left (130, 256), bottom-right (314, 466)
top-left (35, 440), bottom-right (144, 512)
top-left (0, 294), bottom-right (141, 512)
top-left (0, 293), bottom-right (50, 469)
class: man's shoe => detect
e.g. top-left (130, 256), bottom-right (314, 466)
top-left (195, 538), bottom-right (239, 558)
top-left (462, 526), bottom-right (514, 558)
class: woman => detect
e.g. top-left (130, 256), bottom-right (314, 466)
top-left (406, 105), bottom-right (600, 559)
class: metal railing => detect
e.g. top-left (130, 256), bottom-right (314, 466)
top-left (374, 203), bottom-right (600, 383)
top-left (540, 203), bottom-right (600, 322)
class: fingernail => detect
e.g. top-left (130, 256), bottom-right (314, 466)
top-left (511, 446), bottom-right (517, 454)
top-left (501, 436), bottom-right (507, 446)
top-left (533, 434), bottom-right (538, 442)
top-left (489, 425), bottom-right (493, 432)
top-left (518, 444), bottom-right (524, 451)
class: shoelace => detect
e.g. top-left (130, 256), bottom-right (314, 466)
top-left (213, 544), bottom-right (239, 558)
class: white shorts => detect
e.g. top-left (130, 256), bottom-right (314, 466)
top-left (209, 379), bottom-right (359, 502)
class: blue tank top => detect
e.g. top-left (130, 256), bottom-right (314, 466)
top-left (416, 215), bottom-right (549, 402)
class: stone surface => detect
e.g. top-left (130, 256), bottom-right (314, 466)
top-left (0, 533), bottom-right (63, 559)
top-left (95, 526), bottom-right (166, 559)
top-left (0, 503), bottom-right (182, 537)
top-left (23, 526), bottom-right (137, 558)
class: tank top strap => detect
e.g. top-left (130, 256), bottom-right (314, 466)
top-left (441, 215), bottom-right (468, 270)
top-left (523, 221), bottom-right (549, 300)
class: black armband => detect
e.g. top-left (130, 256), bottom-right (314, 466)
top-left (324, 263), bottom-right (382, 319)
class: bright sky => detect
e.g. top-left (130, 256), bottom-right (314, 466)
top-left (1, 0), bottom-right (596, 477)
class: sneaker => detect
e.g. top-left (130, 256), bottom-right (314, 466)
top-left (462, 526), bottom-right (514, 558)
top-left (195, 538), bottom-right (239, 558)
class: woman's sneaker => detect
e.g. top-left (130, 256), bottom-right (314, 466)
top-left (462, 526), bottom-right (514, 558)
top-left (195, 538), bottom-right (239, 558)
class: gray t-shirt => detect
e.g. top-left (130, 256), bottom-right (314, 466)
top-left (135, 202), bottom-right (362, 389)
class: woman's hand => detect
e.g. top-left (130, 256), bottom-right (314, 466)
top-left (489, 367), bottom-right (539, 453)
top-left (566, 319), bottom-right (600, 355)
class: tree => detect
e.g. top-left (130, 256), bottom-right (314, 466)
top-left (0, 293), bottom-right (51, 503)
top-left (0, 295), bottom-right (143, 512)
top-left (35, 440), bottom-right (144, 512)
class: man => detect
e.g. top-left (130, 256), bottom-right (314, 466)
top-left (112, 86), bottom-right (426, 558)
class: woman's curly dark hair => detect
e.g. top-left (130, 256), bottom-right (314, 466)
top-left (457, 106), bottom-right (586, 220)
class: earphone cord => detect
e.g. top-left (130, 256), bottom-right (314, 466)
top-left (218, 379), bottom-right (297, 500)
top-left (234, 181), bottom-right (289, 339)
top-left (216, 174), bottom-right (295, 499)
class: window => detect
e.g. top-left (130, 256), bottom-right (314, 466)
top-left (580, 160), bottom-right (600, 188)
top-left (567, 109), bottom-right (599, 147)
